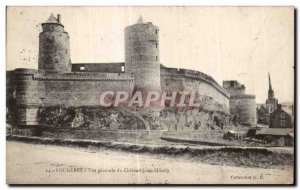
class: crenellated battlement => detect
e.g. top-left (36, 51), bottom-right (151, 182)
top-left (13, 68), bottom-right (39, 76)
top-left (33, 77), bottom-right (133, 82)
top-left (33, 72), bottom-right (134, 82)
top-left (230, 94), bottom-right (256, 99)
top-left (11, 69), bottom-right (134, 82)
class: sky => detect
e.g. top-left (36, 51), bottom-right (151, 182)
top-left (6, 6), bottom-right (294, 103)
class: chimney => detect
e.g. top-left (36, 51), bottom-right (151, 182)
top-left (57, 14), bottom-right (61, 23)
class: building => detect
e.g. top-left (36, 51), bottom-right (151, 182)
top-left (256, 73), bottom-right (279, 124)
top-left (269, 104), bottom-right (293, 128)
top-left (223, 80), bottom-right (257, 126)
top-left (7, 14), bottom-right (233, 127)
top-left (256, 105), bottom-right (269, 124)
top-left (265, 73), bottom-right (278, 114)
top-left (255, 128), bottom-right (294, 146)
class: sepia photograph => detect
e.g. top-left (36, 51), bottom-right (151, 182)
top-left (5, 6), bottom-right (294, 184)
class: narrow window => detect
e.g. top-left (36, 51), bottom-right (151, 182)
top-left (80, 66), bottom-right (85, 71)
top-left (55, 58), bottom-right (59, 63)
top-left (155, 29), bottom-right (158, 34)
top-left (156, 56), bottom-right (158, 61)
top-left (121, 66), bottom-right (125, 72)
top-left (281, 120), bottom-right (285, 127)
top-left (156, 43), bottom-right (158, 48)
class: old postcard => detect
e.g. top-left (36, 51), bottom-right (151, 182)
top-left (6, 6), bottom-right (294, 184)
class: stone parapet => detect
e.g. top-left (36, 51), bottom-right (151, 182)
top-left (230, 94), bottom-right (256, 99)
top-left (161, 67), bottom-right (230, 98)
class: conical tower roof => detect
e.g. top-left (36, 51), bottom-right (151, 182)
top-left (137, 15), bottom-right (143, 24)
top-left (43, 13), bottom-right (62, 25)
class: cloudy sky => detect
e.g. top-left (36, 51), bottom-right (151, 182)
top-left (7, 6), bottom-right (294, 103)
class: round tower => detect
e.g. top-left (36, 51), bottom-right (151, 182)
top-left (14, 69), bottom-right (40, 125)
top-left (230, 94), bottom-right (257, 126)
top-left (38, 14), bottom-right (71, 73)
top-left (125, 16), bottom-right (161, 92)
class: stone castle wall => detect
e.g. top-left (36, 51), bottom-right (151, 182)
top-left (39, 72), bottom-right (133, 107)
top-left (7, 69), bottom-right (134, 125)
top-left (7, 67), bottom-right (230, 126)
top-left (161, 67), bottom-right (230, 112)
top-left (69, 63), bottom-right (230, 112)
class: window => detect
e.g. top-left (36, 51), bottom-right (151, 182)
top-left (156, 43), bottom-right (158, 48)
top-left (155, 29), bottom-right (158, 34)
top-left (80, 66), bottom-right (85, 71)
top-left (281, 120), bottom-right (285, 127)
top-left (156, 56), bottom-right (158, 61)
top-left (121, 66), bottom-right (125, 72)
top-left (280, 112), bottom-right (285, 119)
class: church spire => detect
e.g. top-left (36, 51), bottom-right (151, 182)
top-left (266, 72), bottom-right (278, 113)
top-left (268, 73), bottom-right (274, 99)
top-left (268, 73), bottom-right (272, 90)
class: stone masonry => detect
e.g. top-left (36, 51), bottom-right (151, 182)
top-left (6, 14), bottom-right (255, 128)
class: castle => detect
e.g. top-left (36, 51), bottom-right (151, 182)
top-left (6, 14), bottom-right (256, 127)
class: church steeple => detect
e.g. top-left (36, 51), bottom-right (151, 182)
top-left (266, 73), bottom-right (278, 114)
top-left (268, 73), bottom-right (272, 90)
top-left (268, 73), bottom-right (274, 99)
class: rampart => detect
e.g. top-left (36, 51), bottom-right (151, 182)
top-left (7, 68), bottom-right (134, 125)
top-left (161, 67), bottom-right (230, 112)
